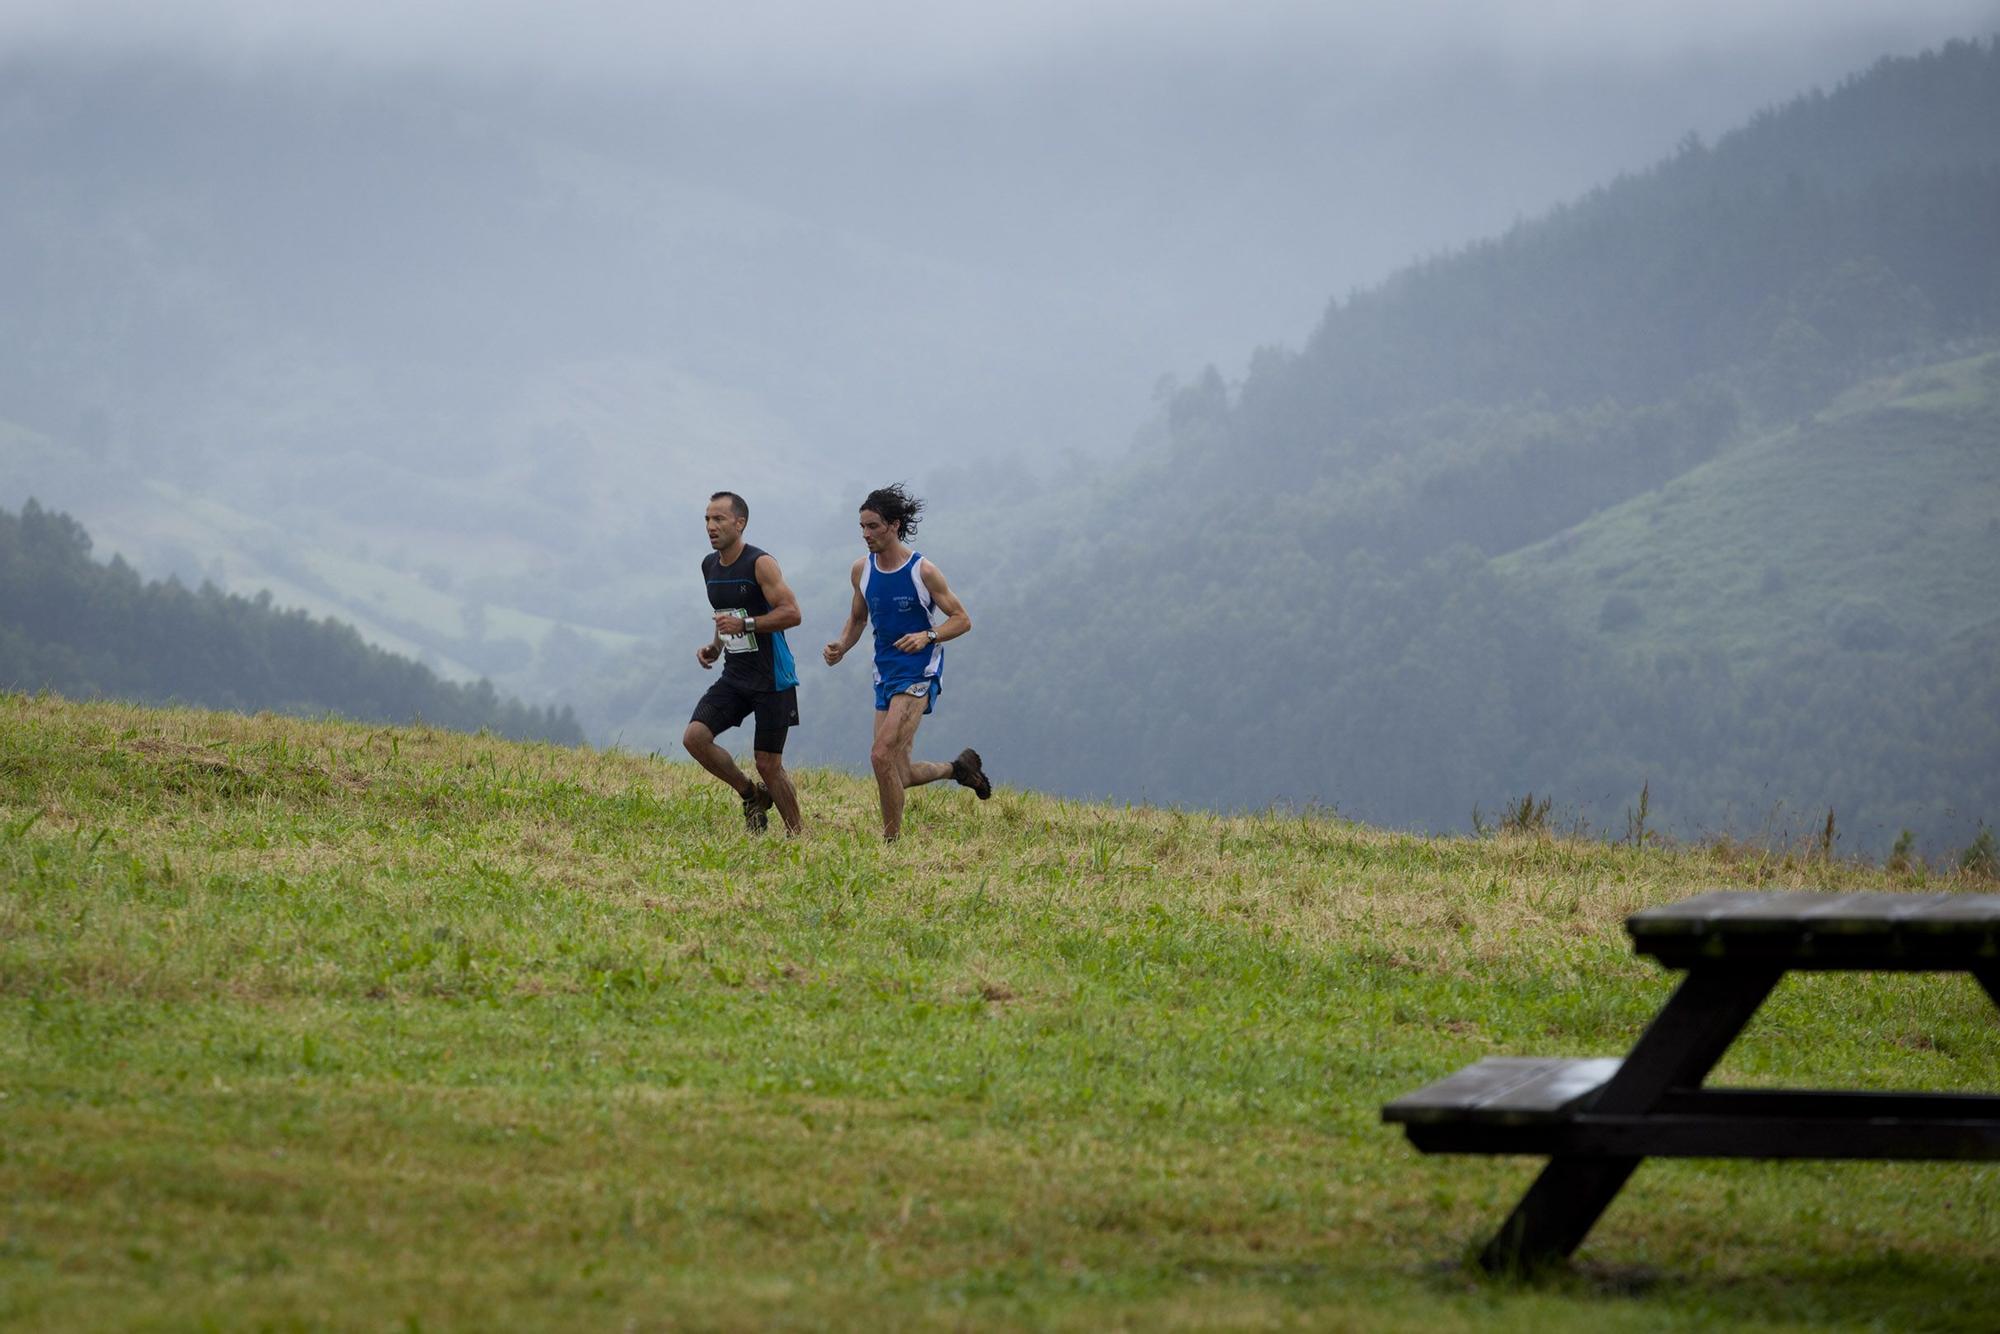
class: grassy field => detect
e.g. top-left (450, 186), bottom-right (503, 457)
top-left (2, 694), bottom-right (1996, 1330)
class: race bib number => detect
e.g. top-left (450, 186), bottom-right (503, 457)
top-left (720, 608), bottom-right (758, 655)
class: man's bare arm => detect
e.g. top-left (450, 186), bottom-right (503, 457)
top-left (823, 558), bottom-right (870, 665)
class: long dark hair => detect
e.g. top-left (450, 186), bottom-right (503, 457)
top-left (860, 483), bottom-right (924, 538)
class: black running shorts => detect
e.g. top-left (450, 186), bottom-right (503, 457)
top-left (691, 679), bottom-right (799, 754)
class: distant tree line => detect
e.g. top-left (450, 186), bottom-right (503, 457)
top-left (950, 532), bottom-right (1999, 856)
top-left (0, 499), bottom-right (584, 744)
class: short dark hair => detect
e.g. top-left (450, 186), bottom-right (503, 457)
top-left (860, 483), bottom-right (924, 538)
top-left (710, 491), bottom-right (748, 521)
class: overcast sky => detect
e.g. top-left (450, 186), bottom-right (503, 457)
top-left (6, 0), bottom-right (1996, 471)
top-left (5, 0), bottom-right (1996, 85)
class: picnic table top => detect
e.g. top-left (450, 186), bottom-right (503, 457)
top-left (1627, 890), bottom-right (2000, 970)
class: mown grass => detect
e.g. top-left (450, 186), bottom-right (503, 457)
top-left (2, 693), bottom-right (1995, 1330)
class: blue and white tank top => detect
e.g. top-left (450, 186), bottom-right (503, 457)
top-left (864, 551), bottom-right (942, 688)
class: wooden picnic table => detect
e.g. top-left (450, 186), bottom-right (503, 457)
top-left (1382, 890), bottom-right (2000, 1272)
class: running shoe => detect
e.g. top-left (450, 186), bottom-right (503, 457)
top-left (951, 748), bottom-right (992, 800)
top-left (742, 780), bottom-right (774, 832)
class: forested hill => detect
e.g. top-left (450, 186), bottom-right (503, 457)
top-left (0, 500), bottom-right (584, 744)
top-left (1245, 38), bottom-right (1999, 438)
top-left (912, 38), bottom-right (2000, 859)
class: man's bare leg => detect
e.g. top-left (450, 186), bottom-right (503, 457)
top-left (683, 721), bottom-right (753, 796)
top-left (869, 695), bottom-right (952, 840)
top-left (754, 750), bottom-right (804, 835)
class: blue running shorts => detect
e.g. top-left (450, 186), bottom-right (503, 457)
top-left (873, 677), bottom-right (939, 715)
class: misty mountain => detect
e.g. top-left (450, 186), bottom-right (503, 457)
top-left (0, 55), bottom-right (1173, 695)
top-left (0, 28), bottom-right (1966, 702)
top-left (914, 39), bottom-right (2000, 857)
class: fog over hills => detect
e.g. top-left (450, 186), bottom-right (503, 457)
top-left (912, 36), bottom-right (2000, 858)
top-left (4, 8), bottom-right (1988, 617)
top-left (3, 4), bottom-right (1998, 854)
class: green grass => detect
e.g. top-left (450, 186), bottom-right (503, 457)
top-left (2, 694), bottom-right (1996, 1330)
top-left (1499, 349), bottom-right (2000, 666)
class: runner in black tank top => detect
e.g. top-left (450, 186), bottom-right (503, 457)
top-left (702, 544), bottom-right (798, 694)
top-left (682, 492), bottom-right (805, 834)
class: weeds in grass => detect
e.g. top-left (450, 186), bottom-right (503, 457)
top-left (1503, 793), bottom-right (1554, 837)
top-left (1888, 828), bottom-right (1917, 873)
top-left (1961, 825), bottom-right (1998, 879)
top-left (1624, 780), bottom-right (1653, 848)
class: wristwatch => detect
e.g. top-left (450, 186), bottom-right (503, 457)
top-left (926, 629), bottom-right (938, 644)
top-left (744, 616), bottom-right (756, 634)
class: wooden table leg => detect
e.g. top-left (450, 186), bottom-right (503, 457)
top-left (1479, 967), bottom-right (1783, 1273)
top-left (1478, 1157), bottom-right (1639, 1273)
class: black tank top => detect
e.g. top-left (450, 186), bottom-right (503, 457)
top-left (701, 545), bottom-right (795, 690)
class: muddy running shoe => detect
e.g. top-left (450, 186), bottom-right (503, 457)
top-left (741, 780), bottom-right (774, 832)
top-left (951, 748), bottom-right (992, 800)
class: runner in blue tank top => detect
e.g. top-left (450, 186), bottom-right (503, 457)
top-left (823, 484), bottom-right (991, 841)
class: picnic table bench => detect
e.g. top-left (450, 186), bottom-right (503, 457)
top-left (1382, 890), bottom-right (2000, 1272)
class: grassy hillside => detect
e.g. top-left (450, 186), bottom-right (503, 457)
top-left (1499, 350), bottom-right (2000, 665)
top-left (3, 695), bottom-right (1995, 1330)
